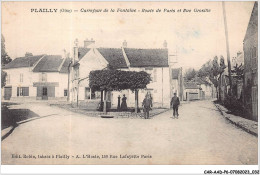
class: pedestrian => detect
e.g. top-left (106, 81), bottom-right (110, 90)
top-left (170, 93), bottom-right (180, 119)
top-left (121, 94), bottom-right (128, 111)
top-left (142, 93), bottom-right (152, 119)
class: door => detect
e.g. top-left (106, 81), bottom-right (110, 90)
top-left (42, 87), bottom-right (48, 100)
top-left (4, 87), bottom-right (12, 100)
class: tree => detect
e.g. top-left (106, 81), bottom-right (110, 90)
top-left (1, 70), bottom-right (7, 88)
top-left (184, 68), bottom-right (197, 81)
top-left (231, 63), bottom-right (244, 80)
top-left (1, 34), bottom-right (12, 88)
top-left (1, 34), bottom-right (12, 66)
top-left (89, 69), bottom-right (151, 113)
top-left (198, 56), bottom-right (226, 100)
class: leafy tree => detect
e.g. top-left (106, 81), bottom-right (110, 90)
top-left (184, 68), bottom-right (197, 81)
top-left (89, 69), bottom-right (151, 113)
top-left (197, 56), bottom-right (226, 100)
top-left (1, 70), bottom-right (7, 88)
top-left (1, 34), bottom-right (12, 66)
top-left (231, 63), bottom-right (244, 80)
top-left (1, 34), bottom-right (12, 88)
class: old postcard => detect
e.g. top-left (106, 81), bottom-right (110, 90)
top-left (1, 1), bottom-right (258, 170)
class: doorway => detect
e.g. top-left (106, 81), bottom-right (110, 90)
top-left (4, 87), bottom-right (12, 100)
top-left (42, 87), bottom-right (48, 100)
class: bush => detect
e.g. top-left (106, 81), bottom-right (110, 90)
top-left (223, 95), bottom-right (246, 118)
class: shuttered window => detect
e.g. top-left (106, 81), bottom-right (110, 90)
top-left (17, 87), bottom-right (29, 96)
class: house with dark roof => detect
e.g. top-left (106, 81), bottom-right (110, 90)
top-left (3, 54), bottom-right (70, 101)
top-left (69, 39), bottom-right (171, 108)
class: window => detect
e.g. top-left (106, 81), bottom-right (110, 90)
top-left (64, 89), bottom-right (68, 96)
top-left (85, 87), bottom-right (90, 99)
top-left (17, 87), bottom-right (29, 96)
top-left (145, 67), bottom-right (153, 82)
top-left (153, 69), bottom-right (157, 82)
top-left (20, 73), bottom-right (23, 83)
top-left (6, 74), bottom-right (10, 84)
top-left (39, 73), bottom-right (47, 82)
top-left (85, 88), bottom-right (101, 99)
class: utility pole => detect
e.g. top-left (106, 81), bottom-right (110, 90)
top-left (222, 1), bottom-right (233, 95)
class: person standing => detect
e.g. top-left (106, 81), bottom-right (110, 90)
top-left (142, 94), bottom-right (152, 119)
top-left (170, 93), bottom-right (180, 119)
top-left (121, 94), bottom-right (128, 111)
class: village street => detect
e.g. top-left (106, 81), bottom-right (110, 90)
top-left (1, 100), bottom-right (258, 165)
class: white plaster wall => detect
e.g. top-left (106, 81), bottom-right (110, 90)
top-left (3, 68), bottom-right (69, 98)
top-left (74, 48), bottom-right (108, 101)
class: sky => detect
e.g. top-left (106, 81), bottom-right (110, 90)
top-left (2, 1), bottom-right (255, 70)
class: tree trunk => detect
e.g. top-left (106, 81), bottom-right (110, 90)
top-left (103, 90), bottom-right (107, 113)
top-left (135, 89), bottom-right (138, 113)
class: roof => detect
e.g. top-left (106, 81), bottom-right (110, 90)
top-left (97, 48), bottom-right (128, 68)
top-left (172, 68), bottom-right (180, 79)
top-left (184, 82), bottom-right (199, 89)
top-left (124, 48), bottom-right (168, 67)
top-left (78, 47), bottom-right (91, 60)
top-left (60, 57), bottom-right (72, 73)
top-left (3, 55), bottom-right (44, 69)
top-left (32, 55), bottom-right (64, 72)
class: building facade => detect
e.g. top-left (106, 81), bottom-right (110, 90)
top-left (170, 68), bottom-right (184, 101)
top-left (70, 39), bottom-right (171, 108)
top-left (243, 2), bottom-right (258, 121)
top-left (3, 54), bottom-right (70, 101)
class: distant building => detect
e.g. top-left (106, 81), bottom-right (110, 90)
top-left (243, 2), bottom-right (258, 121)
top-left (2, 54), bottom-right (70, 101)
top-left (70, 39), bottom-right (171, 108)
top-left (171, 68), bottom-right (184, 101)
top-left (183, 82), bottom-right (200, 101)
top-left (192, 77), bottom-right (214, 100)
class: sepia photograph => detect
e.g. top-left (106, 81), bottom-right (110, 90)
top-left (0, 0), bottom-right (259, 172)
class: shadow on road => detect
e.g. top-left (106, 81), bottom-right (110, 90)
top-left (1, 113), bottom-right (58, 141)
top-left (2, 102), bottom-right (59, 141)
top-left (198, 106), bottom-right (219, 112)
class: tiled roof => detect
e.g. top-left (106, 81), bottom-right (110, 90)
top-left (78, 47), bottom-right (91, 60)
top-left (97, 48), bottom-right (128, 68)
top-left (3, 55), bottom-right (44, 69)
top-left (60, 58), bottom-right (72, 73)
top-left (184, 82), bottom-right (199, 89)
top-left (172, 68), bottom-right (180, 79)
top-left (33, 55), bottom-right (63, 72)
top-left (124, 48), bottom-right (168, 67)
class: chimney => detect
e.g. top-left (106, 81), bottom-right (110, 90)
top-left (163, 40), bottom-right (167, 48)
top-left (25, 52), bottom-right (33, 57)
top-left (122, 40), bottom-right (127, 47)
top-left (63, 49), bottom-right (67, 58)
top-left (84, 38), bottom-right (95, 48)
top-left (73, 38), bottom-right (79, 63)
